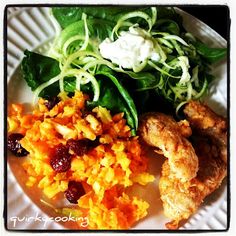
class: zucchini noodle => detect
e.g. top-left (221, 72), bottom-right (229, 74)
top-left (163, 35), bottom-right (189, 47)
top-left (187, 81), bottom-right (193, 100)
top-left (111, 21), bottom-right (133, 41)
top-left (191, 66), bottom-right (200, 87)
top-left (193, 77), bottom-right (208, 99)
top-left (177, 56), bottom-right (191, 84)
top-left (136, 77), bottom-right (164, 91)
top-left (33, 74), bottom-right (62, 103)
top-left (63, 69), bottom-right (99, 101)
top-left (83, 59), bottom-right (115, 72)
top-left (111, 11), bottom-right (154, 40)
top-left (151, 7), bottom-right (157, 25)
top-left (157, 38), bottom-right (174, 49)
top-left (75, 74), bottom-right (82, 90)
top-left (63, 50), bottom-right (102, 69)
top-left (175, 77), bottom-right (208, 115)
top-left (62, 35), bottom-right (87, 56)
top-left (170, 39), bottom-right (185, 56)
top-left (175, 101), bottom-right (189, 115)
top-left (49, 9), bottom-right (61, 37)
top-left (80, 13), bottom-right (89, 50)
top-left (148, 61), bottom-right (180, 79)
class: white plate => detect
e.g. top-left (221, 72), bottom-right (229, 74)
top-left (6, 7), bottom-right (228, 230)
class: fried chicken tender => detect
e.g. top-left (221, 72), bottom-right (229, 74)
top-left (159, 138), bottom-right (227, 229)
top-left (184, 100), bottom-right (227, 163)
top-left (139, 101), bottom-right (227, 229)
top-left (139, 112), bottom-right (198, 181)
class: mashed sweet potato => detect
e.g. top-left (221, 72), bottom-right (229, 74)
top-left (7, 91), bottom-right (154, 229)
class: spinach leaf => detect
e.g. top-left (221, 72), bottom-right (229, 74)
top-left (21, 50), bottom-right (61, 97)
top-left (63, 77), bottom-right (93, 95)
top-left (193, 41), bottom-right (227, 63)
top-left (88, 78), bottom-right (136, 134)
top-left (52, 7), bottom-right (138, 29)
top-left (52, 7), bottom-right (85, 29)
top-left (96, 67), bottom-right (138, 131)
top-left (153, 7), bottom-right (183, 33)
top-left (21, 50), bottom-right (60, 90)
top-left (156, 7), bottom-right (182, 23)
top-left (56, 19), bottom-right (114, 50)
top-left (154, 19), bottom-right (180, 35)
top-left (53, 6), bottom-right (182, 33)
top-left (124, 71), bottom-right (157, 81)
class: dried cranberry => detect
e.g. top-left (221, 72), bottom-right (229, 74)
top-left (89, 137), bottom-right (100, 149)
top-left (44, 96), bottom-right (60, 110)
top-left (67, 139), bottom-right (90, 156)
top-left (65, 181), bottom-right (85, 204)
top-left (7, 133), bottom-right (29, 157)
top-left (50, 144), bottom-right (72, 173)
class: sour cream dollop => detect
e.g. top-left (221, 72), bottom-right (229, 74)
top-left (99, 26), bottom-right (160, 70)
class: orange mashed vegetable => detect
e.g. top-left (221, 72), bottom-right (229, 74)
top-left (7, 91), bottom-right (154, 229)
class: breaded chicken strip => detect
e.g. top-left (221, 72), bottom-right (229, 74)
top-left (139, 113), bottom-right (198, 181)
top-left (184, 101), bottom-right (227, 163)
top-left (139, 101), bottom-right (227, 229)
top-left (159, 137), bottom-right (227, 229)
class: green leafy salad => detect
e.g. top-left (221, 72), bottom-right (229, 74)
top-left (21, 6), bottom-right (227, 135)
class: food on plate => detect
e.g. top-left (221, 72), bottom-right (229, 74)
top-left (7, 91), bottom-right (154, 229)
top-left (183, 100), bottom-right (227, 163)
top-left (138, 112), bottom-right (198, 181)
top-left (139, 101), bottom-right (227, 229)
top-left (21, 6), bottom-right (226, 135)
top-left (7, 6), bottom-right (227, 230)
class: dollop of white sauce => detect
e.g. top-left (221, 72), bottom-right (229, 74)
top-left (99, 26), bottom-right (160, 70)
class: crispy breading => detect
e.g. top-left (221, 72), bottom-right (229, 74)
top-left (159, 138), bottom-right (227, 229)
top-left (139, 112), bottom-right (198, 181)
top-left (184, 100), bottom-right (227, 163)
top-left (139, 100), bottom-right (227, 229)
